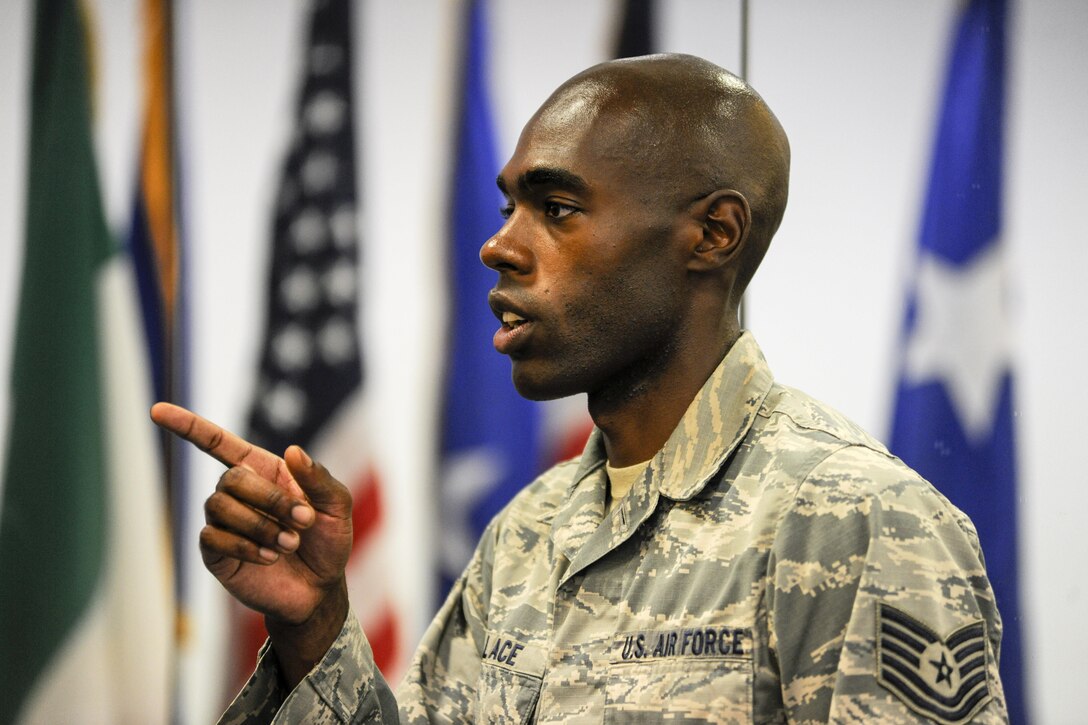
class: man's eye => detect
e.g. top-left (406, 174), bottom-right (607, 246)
top-left (499, 203), bottom-right (514, 219)
top-left (543, 201), bottom-right (577, 219)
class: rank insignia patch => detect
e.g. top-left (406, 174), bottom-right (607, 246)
top-left (876, 603), bottom-right (992, 724)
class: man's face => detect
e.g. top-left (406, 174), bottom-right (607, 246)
top-left (482, 95), bottom-right (693, 402)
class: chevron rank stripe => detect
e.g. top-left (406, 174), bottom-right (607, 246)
top-left (876, 603), bottom-right (992, 724)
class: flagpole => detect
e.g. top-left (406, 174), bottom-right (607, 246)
top-left (738, 0), bottom-right (749, 328)
top-left (739, 0), bottom-right (749, 80)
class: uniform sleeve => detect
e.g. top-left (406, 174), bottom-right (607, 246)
top-left (767, 445), bottom-right (1009, 724)
top-left (218, 523), bottom-right (497, 725)
top-left (218, 611), bottom-right (399, 725)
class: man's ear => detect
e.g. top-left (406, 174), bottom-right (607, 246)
top-left (689, 190), bottom-right (750, 272)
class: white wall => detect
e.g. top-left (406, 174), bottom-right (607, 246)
top-left (1, 1), bottom-right (1085, 721)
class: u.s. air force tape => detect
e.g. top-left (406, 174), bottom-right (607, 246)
top-left (876, 602), bottom-right (992, 724)
top-left (612, 626), bottom-right (753, 663)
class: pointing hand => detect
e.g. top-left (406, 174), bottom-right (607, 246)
top-left (150, 402), bottom-right (352, 685)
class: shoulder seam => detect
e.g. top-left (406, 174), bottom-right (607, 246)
top-left (760, 396), bottom-right (891, 459)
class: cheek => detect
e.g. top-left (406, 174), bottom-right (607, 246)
top-left (565, 263), bottom-right (682, 352)
top-left (510, 261), bottom-right (684, 399)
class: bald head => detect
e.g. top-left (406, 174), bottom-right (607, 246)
top-left (535, 54), bottom-right (790, 303)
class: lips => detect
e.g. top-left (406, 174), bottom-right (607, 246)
top-left (489, 292), bottom-right (534, 356)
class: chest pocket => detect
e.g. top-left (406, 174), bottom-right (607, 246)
top-left (475, 632), bottom-right (545, 724)
top-left (604, 658), bottom-right (753, 724)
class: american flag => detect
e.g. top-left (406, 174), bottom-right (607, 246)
top-left (244, 0), bottom-right (404, 684)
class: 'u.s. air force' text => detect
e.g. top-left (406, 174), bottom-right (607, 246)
top-left (615, 627), bottom-right (752, 662)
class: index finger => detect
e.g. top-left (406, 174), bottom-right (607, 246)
top-left (150, 402), bottom-right (282, 480)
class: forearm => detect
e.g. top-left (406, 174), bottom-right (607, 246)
top-left (220, 605), bottom-right (398, 725)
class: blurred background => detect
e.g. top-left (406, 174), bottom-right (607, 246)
top-left (0, 0), bottom-right (1085, 722)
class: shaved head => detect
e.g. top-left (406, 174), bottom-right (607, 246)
top-left (533, 53), bottom-right (790, 303)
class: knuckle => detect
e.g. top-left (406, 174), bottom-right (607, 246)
top-left (231, 537), bottom-right (255, 560)
top-left (203, 428), bottom-right (224, 453)
top-left (203, 492), bottom-right (225, 522)
top-left (250, 512), bottom-right (278, 541)
top-left (216, 466), bottom-right (242, 492)
top-left (198, 525), bottom-right (218, 551)
top-left (264, 484), bottom-right (287, 513)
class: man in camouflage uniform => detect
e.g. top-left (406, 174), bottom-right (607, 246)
top-left (154, 54), bottom-right (1007, 723)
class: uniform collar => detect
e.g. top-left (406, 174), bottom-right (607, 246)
top-left (568, 331), bottom-right (774, 501)
top-left (550, 333), bottom-right (774, 582)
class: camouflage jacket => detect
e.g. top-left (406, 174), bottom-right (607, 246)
top-left (221, 332), bottom-right (1008, 724)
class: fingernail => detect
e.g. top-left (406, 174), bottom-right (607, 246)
top-left (258, 547), bottom-right (279, 562)
top-left (297, 446), bottom-right (313, 468)
top-left (291, 505), bottom-right (314, 526)
top-left (277, 530), bottom-right (299, 552)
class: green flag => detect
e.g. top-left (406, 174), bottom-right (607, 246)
top-left (0, 0), bottom-right (110, 719)
top-left (0, 0), bottom-right (172, 722)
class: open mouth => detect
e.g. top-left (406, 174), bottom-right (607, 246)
top-left (502, 311), bottom-right (527, 329)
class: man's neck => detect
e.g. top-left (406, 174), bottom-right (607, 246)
top-left (590, 325), bottom-right (741, 467)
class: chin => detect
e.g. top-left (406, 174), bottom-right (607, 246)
top-left (510, 363), bottom-right (582, 402)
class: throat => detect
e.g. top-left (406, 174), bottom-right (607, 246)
top-left (591, 379), bottom-right (688, 467)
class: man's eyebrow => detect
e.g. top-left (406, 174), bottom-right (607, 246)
top-left (495, 167), bottom-right (589, 196)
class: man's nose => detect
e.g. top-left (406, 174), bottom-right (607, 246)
top-left (479, 221), bottom-right (533, 275)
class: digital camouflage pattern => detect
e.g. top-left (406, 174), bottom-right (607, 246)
top-left (220, 333), bottom-right (1008, 724)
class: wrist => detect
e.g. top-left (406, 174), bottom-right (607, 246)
top-left (265, 577), bottom-right (350, 690)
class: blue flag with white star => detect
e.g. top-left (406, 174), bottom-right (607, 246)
top-left (890, 0), bottom-right (1026, 721)
top-left (438, 0), bottom-right (541, 595)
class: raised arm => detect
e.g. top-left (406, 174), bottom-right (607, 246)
top-left (150, 402), bottom-right (353, 688)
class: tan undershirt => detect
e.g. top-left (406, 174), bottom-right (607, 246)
top-left (605, 459), bottom-right (651, 513)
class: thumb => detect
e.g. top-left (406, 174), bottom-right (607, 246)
top-left (284, 445), bottom-right (352, 518)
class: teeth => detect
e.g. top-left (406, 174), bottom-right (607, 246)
top-left (502, 311), bottom-right (526, 327)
